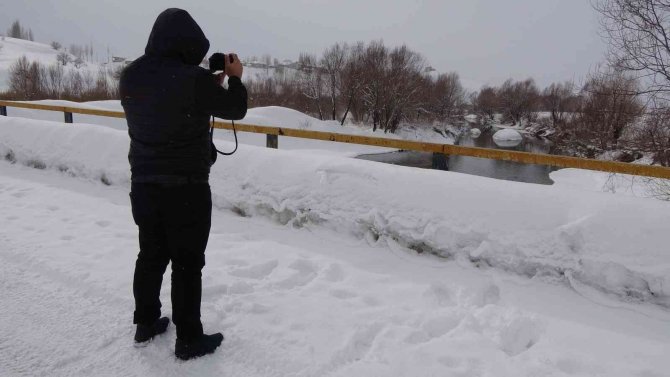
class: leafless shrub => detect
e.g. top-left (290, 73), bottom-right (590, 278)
top-left (643, 178), bottom-right (670, 200)
top-left (51, 41), bottom-right (62, 50)
top-left (44, 63), bottom-right (65, 99)
top-left (57, 52), bottom-right (72, 66)
top-left (3, 57), bottom-right (119, 101)
top-left (74, 57), bottom-right (86, 69)
top-left (8, 56), bottom-right (44, 100)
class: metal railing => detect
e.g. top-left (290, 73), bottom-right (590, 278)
top-left (2, 99), bottom-right (670, 179)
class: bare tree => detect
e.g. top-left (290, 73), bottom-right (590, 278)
top-left (430, 72), bottom-right (465, 120)
top-left (339, 42), bottom-right (365, 125)
top-left (321, 43), bottom-right (348, 120)
top-left (594, 0), bottom-right (670, 97)
top-left (499, 78), bottom-right (540, 124)
top-left (475, 86), bottom-right (500, 120)
top-left (297, 53), bottom-right (325, 120)
top-left (542, 81), bottom-right (576, 126)
top-left (6, 20), bottom-right (33, 41)
top-left (360, 41), bottom-right (388, 131)
top-left (51, 41), bottom-right (62, 50)
top-left (7, 20), bottom-right (22, 39)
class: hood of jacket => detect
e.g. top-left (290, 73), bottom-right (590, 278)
top-left (144, 8), bottom-right (210, 65)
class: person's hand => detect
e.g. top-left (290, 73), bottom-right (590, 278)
top-left (225, 53), bottom-right (243, 79)
top-left (215, 72), bottom-right (226, 86)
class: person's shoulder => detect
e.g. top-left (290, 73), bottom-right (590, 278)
top-left (190, 65), bottom-right (211, 77)
top-left (121, 55), bottom-right (148, 76)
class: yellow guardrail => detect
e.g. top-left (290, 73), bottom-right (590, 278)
top-left (1, 100), bottom-right (670, 179)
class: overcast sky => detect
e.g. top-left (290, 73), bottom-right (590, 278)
top-left (0, 0), bottom-right (606, 89)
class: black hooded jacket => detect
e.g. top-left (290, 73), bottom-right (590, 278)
top-left (120, 8), bottom-right (247, 183)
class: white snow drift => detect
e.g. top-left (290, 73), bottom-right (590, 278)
top-left (1, 115), bottom-right (669, 309)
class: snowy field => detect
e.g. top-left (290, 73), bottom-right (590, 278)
top-left (0, 114), bottom-right (669, 376)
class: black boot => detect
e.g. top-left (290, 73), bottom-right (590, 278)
top-left (175, 333), bottom-right (224, 360)
top-left (134, 317), bottom-right (170, 345)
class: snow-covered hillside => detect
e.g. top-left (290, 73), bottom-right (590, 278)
top-left (0, 37), bottom-right (62, 89)
top-left (0, 115), bottom-right (669, 376)
top-left (0, 37), bottom-right (120, 92)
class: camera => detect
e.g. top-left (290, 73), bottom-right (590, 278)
top-left (209, 53), bottom-right (233, 74)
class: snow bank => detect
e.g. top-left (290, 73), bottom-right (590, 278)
top-left (551, 168), bottom-right (670, 200)
top-left (1, 115), bottom-right (669, 307)
top-left (3, 166), bottom-right (668, 376)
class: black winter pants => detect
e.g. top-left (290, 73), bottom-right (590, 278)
top-left (130, 182), bottom-right (211, 341)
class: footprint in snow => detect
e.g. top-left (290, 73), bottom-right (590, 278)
top-left (273, 259), bottom-right (318, 290)
top-left (330, 289), bottom-right (358, 300)
top-left (322, 263), bottom-right (345, 282)
top-left (95, 220), bottom-right (112, 228)
top-left (228, 260), bottom-right (279, 280)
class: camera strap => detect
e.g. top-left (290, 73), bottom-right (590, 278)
top-left (210, 116), bottom-right (238, 156)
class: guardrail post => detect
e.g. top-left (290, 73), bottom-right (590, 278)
top-left (266, 134), bottom-right (278, 149)
top-left (64, 111), bottom-right (73, 124)
top-left (0, 106), bottom-right (6, 116)
top-left (432, 152), bottom-right (448, 170)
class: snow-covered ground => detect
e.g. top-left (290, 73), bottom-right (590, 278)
top-left (1, 115), bottom-right (669, 376)
top-left (1, 114), bottom-right (669, 307)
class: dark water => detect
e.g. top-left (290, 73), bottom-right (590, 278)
top-left (357, 129), bottom-right (557, 185)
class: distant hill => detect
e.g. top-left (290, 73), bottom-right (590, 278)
top-left (0, 36), bottom-right (122, 92)
top-left (0, 37), bottom-right (64, 90)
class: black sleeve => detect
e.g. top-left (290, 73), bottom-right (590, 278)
top-left (195, 71), bottom-right (248, 120)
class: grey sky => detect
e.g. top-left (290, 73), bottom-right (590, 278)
top-left (0, 0), bottom-right (606, 89)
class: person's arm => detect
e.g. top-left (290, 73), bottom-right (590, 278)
top-left (195, 71), bottom-right (247, 120)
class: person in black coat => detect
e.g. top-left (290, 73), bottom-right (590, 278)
top-left (120, 8), bottom-right (247, 360)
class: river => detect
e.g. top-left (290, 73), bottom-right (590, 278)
top-left (357, 128), bottom-right (557, 185)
